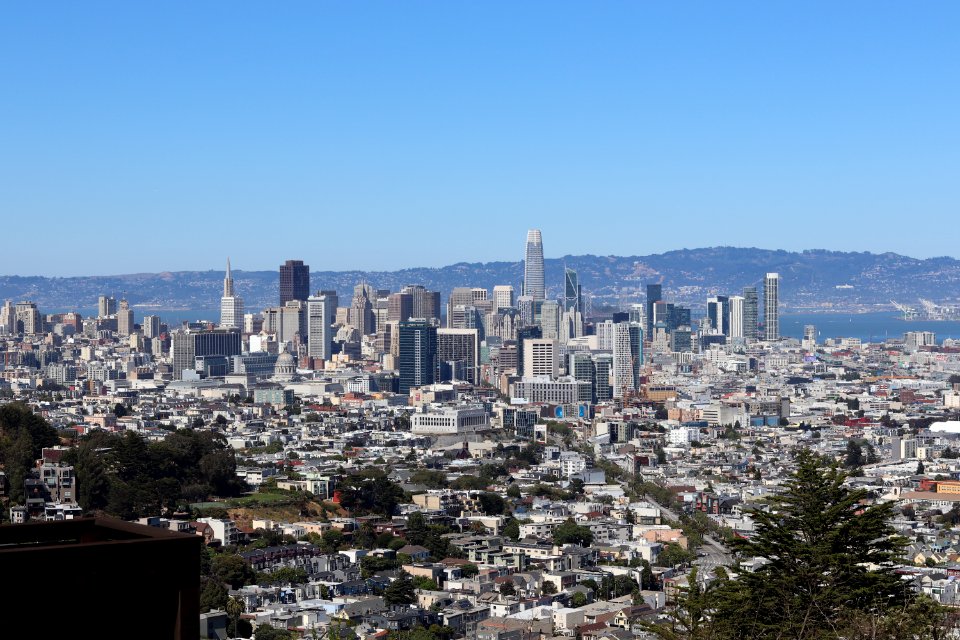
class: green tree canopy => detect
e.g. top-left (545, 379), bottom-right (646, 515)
top-left (709, 449), bottom-right (926, 639)
top-left (553, 518), bottom-right (593, 547)
top-left (384, 572), bottom-right (417, 606)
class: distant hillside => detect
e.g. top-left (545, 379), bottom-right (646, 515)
top-left (2, 247), bottom-right (959, 314)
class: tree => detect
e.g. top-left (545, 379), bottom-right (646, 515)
top-left (709, 449), bottom-right (924, 639)
top-left (571, 591), bottom-right (588, 607)
top-left (844, 440), bottom-right (865, 469)
top-left (254, 627), bottom-right (293, 640)
top-left (211, 554), bottom-right (257, 590)
top-left (641, 567), bottom-right (721, 640)
top-left (226, 596), bottom-right (248, 638)
top-left (384, 572), bottom-right (417, 606)
top-left (406, 511), bottom-right (428, 545)
top-left (477, 492), bottom-right (506, 515)
top-left (917, 461), bottom-right (926, 475)
top-left (199, 577), bottom-right (229, 612)
top-left (506, 484), bottom-right (522, 499)
top-left (361, 555), bottom-right (401, 578)
top-left (499, 582), bottom-right (516, 596)
top-left (411, 576), bottom-right (439, 591)
top-left (460, 563), bottom-right (479, 578)
top-left (502, 518), bottom-right (520, 541)
top-left (542, 580), bottom-right (557, 595)
top-left (321, 529), bottom-right (344, 552)
top-left (553, 518), bottom-right (593, 546)
top-left (449, 475), bottom-right (488, 491)
top-left (656, 542), bottom-right (695, 568)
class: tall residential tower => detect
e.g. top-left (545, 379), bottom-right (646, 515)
top-left (764, 273), bottom-right (780, 341)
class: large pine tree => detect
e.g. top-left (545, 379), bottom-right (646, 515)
top-left (645, 449), bottom-right (952, 639)
top-left (709, 449), bottom-right (923, 638)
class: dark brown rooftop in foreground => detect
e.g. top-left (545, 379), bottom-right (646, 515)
top-left (0, 516), bottom-right (201, 640)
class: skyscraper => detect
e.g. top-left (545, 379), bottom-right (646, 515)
top-left (706, 295), bottom-right (729, 335)
top-left (220, 258), bottom-right (244, 329)
top-left (398, 319), bottom-right (438, 394)
top-left (764, 273), bottom-right (780, 341)
top-left (351, 283), bottom-right (374, 335)
top-left (279, 260), bottom-right (310, 306)
top-left (613, 322), bottom-right (643, 399)
top-left (522, 338), bottom-right (559, 378)
top-left (645, 284), bottom-right (662, 339)
top-left (387, 292), bottom-right (413, 323)
top-left (402, 285), bottom-right (441, 323)
top-left (437, 328), bottom-right (479, 384)
top-left (743, 286), bottom-right (759, 340)
top-left (447, 288), bottom-right (475, 328)
top-left (143, 315), bottom-right (161, 339)
top-left (0, 300), bottom-right (15, 334)
top-left (516, 324), bottom-right (542, 377)
top-left (492, 285), bottom-right (515, 312)
top-left (98, 295), bottom-right (117, 318)
top-left (539, 300), bottom-right (560, 339)
top-left (564, 268), bottom-right (582, 315)
top-left (728, 295), bottom-right (745, 339)
top-left (117, 299), bottom-right (134, 336)
top-left (307, 290), bottom-right (339, 362)
top-left (15, 301), bottom-right (42, 335)
top-left (523, 229), bottom-right (545, 300)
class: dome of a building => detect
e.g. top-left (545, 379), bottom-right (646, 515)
top-left (274, 351), bottom-right (296, 378)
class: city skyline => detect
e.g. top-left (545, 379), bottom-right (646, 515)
top-left (2, 3), bottom-right (958, 275)
top-left (4, 3), bottom-right (960, 634)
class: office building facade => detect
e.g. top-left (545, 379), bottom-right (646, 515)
top-left (279, 260), bottom-right (310, 306)
top-left (743, 286), bottom-right (759, 340)
top-left (170, 328), bottom-right (241, 380)
top-left (398, 319), bottom-right (438, 394)
top-left (307, 290), bottom-right (339, 362)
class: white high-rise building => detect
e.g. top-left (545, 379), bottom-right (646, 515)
top-left (523, 229), bottom-right (545, 300)
top-left (523, 338), bottom-right (558, 378)
top-left (0, 300), bottom-right (14, 334)
top-left (728, 295), bottom-right (745, 339)
top-left (307, 291), bottom-right (339, 362)
top-left (802, 324), bottom-right (817, 350)
top-left (560, 309), bottom-right (583, 343)
top-left (596, 320), bottom-right (615, 351)
top-left (764, 273), bottom-right (780, 341)
top-left (219, 258), bottom-right (244, 330)
top-left (143, 315), bottom-right (161, 339)
top-left (492, 285), bottom-right (515, 312)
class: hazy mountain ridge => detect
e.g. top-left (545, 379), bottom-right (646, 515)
top-left (3, 247), bottom-right (959, 313)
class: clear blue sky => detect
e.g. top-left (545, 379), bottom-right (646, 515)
top-left (2, 2), bottom-right (958, 276)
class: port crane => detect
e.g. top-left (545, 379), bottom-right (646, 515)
top-left (890, 300), bottom-right (917, 320)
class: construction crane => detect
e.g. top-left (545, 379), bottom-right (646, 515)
top-left (890, 300), bottom-right (917, 321)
